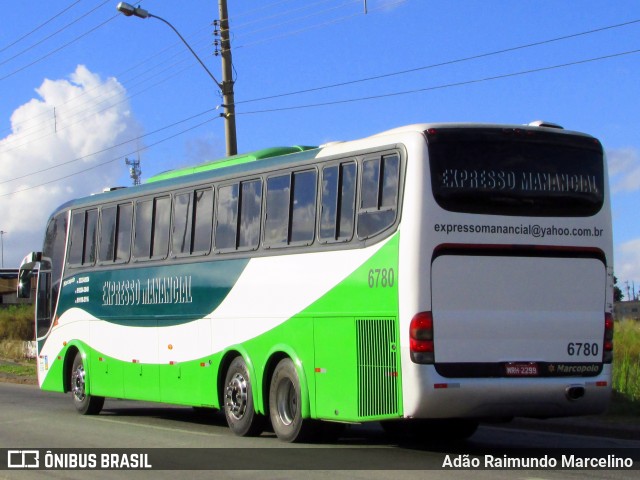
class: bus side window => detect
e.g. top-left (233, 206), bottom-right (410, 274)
top-left (216, 180), bottom-right (262, 252)
top-left (69, 209), bottom-right (98, 266)
top-left (291, 170), bottom-right (317, 244)
top-left (357, 154), bottom-right (399, 238)
top-left (133, 197), bottom-right (170, 260)
top-left (99, 203), bottom-right (133, 263)
top-left (192, 188), bottom-right (214, 253)
top-left (172, 192), bottom-right (193, 255)
top-left (265, 175), bottom-right (290, 246)
top-left (173, 188), bottom-right (214, 256)
top-left (265, 170), bottom-right (317, 247)
top-left (320, 162), bottom-right (356, 243)
top-left (116, 203), bottom-right (133, 262)
top-left (215, 184), bottom-right (239, 251)
top-left (99, 206), bottom-right (117, 262)
top-left (238, 180), bottom-right (262, 250)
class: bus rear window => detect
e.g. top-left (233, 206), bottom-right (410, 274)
top-left (428, 128), bottom-right (605, 217)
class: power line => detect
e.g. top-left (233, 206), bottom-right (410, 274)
top-left (237, 48), bottom-right (640, 115)
top-left (236, 18), bottom-right (640, 105)
top-left (0, 14), bottom-right (118, 83)
top-left (0, 0), bottom-right (111, 69)
top-left (0, 0), bottom-right (82, 55)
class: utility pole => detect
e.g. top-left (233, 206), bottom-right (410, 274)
top-left (0, 231), bottom-right (6, 269)
top-left (116, 2), bottom-right (238, 157)
top-left (218, 0), bottom-right (237, 156)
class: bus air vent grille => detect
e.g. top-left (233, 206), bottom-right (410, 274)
top-left (356, 318), bottom-right (399, 418)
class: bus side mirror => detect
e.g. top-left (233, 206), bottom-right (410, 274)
top-left (17, 252), bottom-right (42, 299)
top-left (17, 273), bottom-right (32, 299)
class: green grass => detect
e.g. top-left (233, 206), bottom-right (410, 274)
top-left (0, 304), bottom-right (34, 340)
top-left (0, 361), bottom-right (35, 377)
top-left (612, 319), bottom-right (640, 408)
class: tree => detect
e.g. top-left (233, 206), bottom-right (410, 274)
top-left (613, 276), bottom-right (624, 302)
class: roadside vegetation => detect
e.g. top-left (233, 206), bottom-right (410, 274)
top-left (611, 319), bottom-right (640, 415)
top-left (0, 305), bottom-right (36, 383)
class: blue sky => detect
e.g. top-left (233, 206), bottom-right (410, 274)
top-left (0, 0), bottom-right (639, 296)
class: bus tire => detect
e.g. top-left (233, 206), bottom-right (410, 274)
top-left (269, 358), bottom-right (316, 443)
top-left (70, 352), bottom-right (104, 415)
top-left (223, 357), bottom-right (264, 436)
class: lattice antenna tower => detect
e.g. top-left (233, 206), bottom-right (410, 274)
top-left (125, 154), bottom-right (142, 186)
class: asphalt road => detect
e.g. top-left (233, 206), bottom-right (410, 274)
top-left (0, 382), bottom-right (638, 480)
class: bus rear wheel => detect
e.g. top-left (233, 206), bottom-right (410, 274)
top-left (269, 358), bottom-right (317, 443)
top-left (223, 357), bottom-right (264, 436)
top-left (70, 352), bottom-right (104, 415)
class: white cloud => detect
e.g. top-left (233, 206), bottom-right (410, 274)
top-left (608, 147), bottom-right (640, 193)
top-left (0, 65), bottom-right (142, 268)
top-left (615, 238), bottom-right (640, 292)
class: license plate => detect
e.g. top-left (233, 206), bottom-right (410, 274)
top-left (505, 362), bottom-right (539, 377)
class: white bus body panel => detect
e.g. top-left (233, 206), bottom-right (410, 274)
top-left (432, 255), bottom-right (605, 363)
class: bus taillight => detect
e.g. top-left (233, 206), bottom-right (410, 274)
top-left (410, 312), bottom-right (435, 364)
top-left (603, 313), bottom-right (614, 364)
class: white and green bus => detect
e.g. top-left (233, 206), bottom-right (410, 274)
top-left (18, 122), bottom-right (614, 442)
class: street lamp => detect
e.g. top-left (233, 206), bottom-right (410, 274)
top-left (116, 2), bottom-right (238, 156)
top-left (0, 231), bottom-right (6, 269)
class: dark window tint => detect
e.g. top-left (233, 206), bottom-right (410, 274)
top-left (265, 175), bottom-right (290, 246)
top-left (193, 188), bottom-right (214, 253)
top-left (69, 209), bottom-right (98, 266)
top-left (173, 188), bottom-right (214, 255)
top-left (84, 210), bottom-right (98, 264)
top-left (238, 180), bottom-right (262, 249)
top-left (133, 200), bottom-right (152, 259)
top-left (216, 181), bottom-right (262, 251)
top-left (320, 162), bottom-right (356, 242)
top-left (428, 128), bottom-right (605, 217)
top-left (172, 193), bottom-right (193, 255)
top-left (357, 154), bottom-right (399, 238)
top-left (265, 170), bottom-right (317, 246)
top-left (99, 206), bottom-right (117, 261)
top-left (291, 170), bottom-right (317, 243)
top-left (116, 204), bottom-right (133, 262)
top-left (69, 212), bottom-right (85, 265)
top-left (42, 212), bottom-right (67, 326)
top-left (100, 203), bottom-right (133, 263)
top-left (216, 184), bottom-right (239, 250)
top-left (134, 197), bottom-right (170, 260)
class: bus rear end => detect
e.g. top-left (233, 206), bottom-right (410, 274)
top-left (401, 124), bottom-right (613, 421)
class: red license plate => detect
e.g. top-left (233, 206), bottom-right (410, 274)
top-left (505, 362), bottom-right (539, 377)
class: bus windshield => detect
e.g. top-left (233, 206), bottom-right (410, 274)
top-left (428, 127), bottom-right (605, 217)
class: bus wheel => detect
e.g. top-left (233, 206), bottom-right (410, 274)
top-left (269, 358), bottom-right (317, 442)
top-left (223, 357), bottom-right (264, 436)
top-left (70, 352), bottom-right (104, 415)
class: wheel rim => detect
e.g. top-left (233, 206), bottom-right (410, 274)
top-left (71, 363), bottom-right (86, 402)
top-left (275, 378), bottom-right (297, 426)
top-left (225, 372), bottom-right (248, 420)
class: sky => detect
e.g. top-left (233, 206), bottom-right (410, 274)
top-left (0, 0), bottom-right (638, 298)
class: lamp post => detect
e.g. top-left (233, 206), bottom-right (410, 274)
top-left (0, 231), bottom-right (5, 269)
top-left (116, 2), bottom-right (238, 156)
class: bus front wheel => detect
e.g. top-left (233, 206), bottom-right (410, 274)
top-left (223, 357), bottom-right (264, 436)
top-left (269, 358), bottom-right (316, 442)
top-left (70, 352), bottom-right (104, 415)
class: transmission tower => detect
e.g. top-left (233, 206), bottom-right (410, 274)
top-left (125, 156), bottom-right (142, 186)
